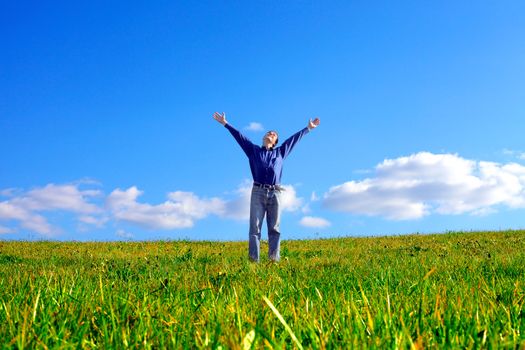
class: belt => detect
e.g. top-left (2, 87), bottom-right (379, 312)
top-left (253, 182), bottom-right (280, 190)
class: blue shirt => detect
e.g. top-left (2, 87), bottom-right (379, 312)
top-left (225, 123), bottom-right (310, 185)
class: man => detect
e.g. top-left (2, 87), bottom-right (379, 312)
top-left (213, 112), bottom-right (320, 262)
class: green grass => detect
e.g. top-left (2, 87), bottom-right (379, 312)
top-left (1, 230), bottom-right (525, 348)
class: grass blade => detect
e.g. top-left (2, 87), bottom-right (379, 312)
top-left (263, 296), bottom-right (303, 350)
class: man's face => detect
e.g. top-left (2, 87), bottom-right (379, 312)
top-left (263, 131), bottom-right (278, 147)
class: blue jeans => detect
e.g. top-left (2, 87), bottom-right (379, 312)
top-left (249, 186), bottom-right (282, 262)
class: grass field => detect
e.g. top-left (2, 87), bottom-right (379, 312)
top-left (1, 230), bottom-right (525, 348)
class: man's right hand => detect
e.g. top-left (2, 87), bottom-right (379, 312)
top-left (213, 112), bottom-right (227, 126)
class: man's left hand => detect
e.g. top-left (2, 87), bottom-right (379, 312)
top-left (308, 118), bottom-right (320, 130)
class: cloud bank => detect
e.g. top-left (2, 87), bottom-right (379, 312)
top-left (0, 184), bottom-right (103, 236)
top-left (0, 180), bottom-right (304, 237)
top-left (3, 152), bottom-right (525, 237)
top-left (323, 152), bottom-right (525, 220)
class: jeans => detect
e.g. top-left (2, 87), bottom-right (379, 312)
top-left (248, 186), bottom-right (282, 262)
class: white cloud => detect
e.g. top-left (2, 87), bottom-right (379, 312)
top-left (11, 184), bottom-right (102, 214)
top-left (106, 186), bottom-right (225, 229)
top-left (323, 152), bottom-right (525, 220)
top-left (280, 185), bottom-right (303, 212)
top-left (0, 200), bottom-right (55, 235)
top-left (244, 122), bottom-right (264, 132)
top-left (168, 191), bottom-right (225, 219)
top-left (0, 201), bottom-right (27, 221)
top-left (299, 216), bottom-right (331, 228)
top-left (0, 183), bottom-right (103, 236)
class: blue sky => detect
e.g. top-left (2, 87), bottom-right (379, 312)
top-left (2, 1), bottom-right (525, 241)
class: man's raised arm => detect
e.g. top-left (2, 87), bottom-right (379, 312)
top-left (279, 117), bottom-right (321, 159)
top-left (212, 111), bottom-right (254, 157)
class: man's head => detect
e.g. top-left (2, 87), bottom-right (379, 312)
top-left (262, 130), bottom-right (279, 149)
